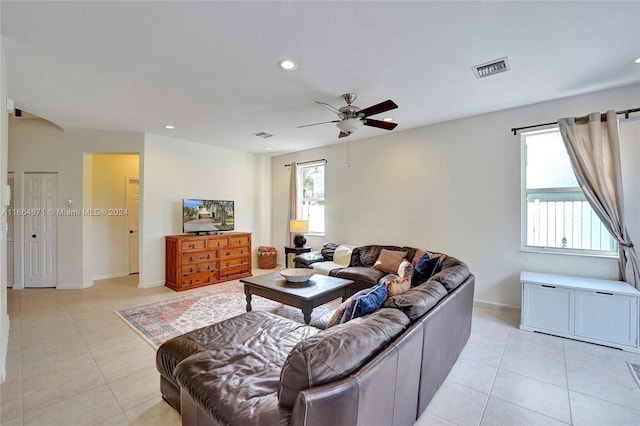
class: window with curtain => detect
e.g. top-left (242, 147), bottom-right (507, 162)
top-left (298, 161), bottom-right (325, 235)
top-left (521, 129), bottom-right (617, 256)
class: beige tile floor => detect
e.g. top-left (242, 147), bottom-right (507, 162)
top-left (1, 273), bottom-right (639, 426)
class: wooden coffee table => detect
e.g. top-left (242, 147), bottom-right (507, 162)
top-left (241, 272), bottom-right (354, 324)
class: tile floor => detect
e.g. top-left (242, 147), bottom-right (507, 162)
top-left (1, 273), bottom-right (639, 426)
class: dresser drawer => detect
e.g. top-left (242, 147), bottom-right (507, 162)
top-left (219, 265), bottom-right (250, 280)
top-left (180, 272), bottom-right (217, 288)
top-left (181, 250), bottom-right (215, 264)
top-left (219, 256), bottom-right (250, 268)
top-left (219, 246), bottom-right (250, 258)
top-left (229, 235), bottom-right (250, 246)
top-left (181, 239), bottom-right (206, 251)
top-left (207, 237), bottom-right (229, 249)
top-left (181, 262), bottom-right (216, 275)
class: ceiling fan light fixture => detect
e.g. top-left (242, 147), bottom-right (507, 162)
top-left (383, 117), bottom-right (393, 122)
top-left (336, 118), bottom-right (364, 134)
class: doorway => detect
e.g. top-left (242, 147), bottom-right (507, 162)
top-left (126, 177), bottom-right (140, 274)
top-left (89, 154), bottom-right (140, 282)
top-left (24, 173), bottom-right (58, 288)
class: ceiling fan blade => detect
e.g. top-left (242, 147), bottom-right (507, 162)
top-left (338, 131), bottom-right (349, 138)
top-left (364, 118), bottom-right (398, 130)
top-left (297, 120), bottom-right (339, 128)
top-left (359, 100), bottom-right (398, 117)
top-left (316, 101), bottom-right (342, 115)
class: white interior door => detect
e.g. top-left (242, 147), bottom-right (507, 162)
top-left (24, 173), bottom-right (57, 287)
top-left (7, 174), bottom-right (14, 287)
top-left (126, 177), bottom-right (139, 274)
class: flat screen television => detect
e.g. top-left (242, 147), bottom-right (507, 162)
top-left (182, 199), bottom-right (234, 234)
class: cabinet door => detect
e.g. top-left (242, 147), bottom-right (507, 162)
top-left (522, 283), bottom-right (573, 334)
top-left (575, 291), bottom-right (638, 346)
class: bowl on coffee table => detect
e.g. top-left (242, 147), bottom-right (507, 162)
top-left (280, 268), bottom-right (314, 283)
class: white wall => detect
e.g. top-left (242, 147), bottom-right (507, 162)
top-left (91, 154), bottom-right (139, 280)
top-left (272, 83), bottom-right (640, 308)
top-left (0, 32), bottom-right (10, 383)
top-left (140, 134), bottom-right (271, 287)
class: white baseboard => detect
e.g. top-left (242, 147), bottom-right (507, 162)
top-left (0, 313), bottom-right (9, 384)
top-left (92, 272), bottom-right (129, 281)
top-left (474, 298), bottom-right (520, 310)
top-left (138, 280), bottom-right (164, 289)
top-left (56, 281), bottom-right (94, 290)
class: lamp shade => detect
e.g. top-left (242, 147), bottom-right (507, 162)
top-left (289, 220), bottom-right (309, 233)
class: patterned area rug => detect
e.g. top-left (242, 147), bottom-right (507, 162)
top-left (116, 283), bottom-right (339, 349)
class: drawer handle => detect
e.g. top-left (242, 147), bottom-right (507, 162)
top-left (189, 267), bottom-right (193, 272)
top-left (189, 256), bottom-right (193, 262)
top-left (207, 254), bottom-right (211, 259)
top-left (596, 291), bottom-right (613, 295)
top-left (541, 285), bottom-right (556, 288)
top-left (226, 251), bottom-right (231, 256)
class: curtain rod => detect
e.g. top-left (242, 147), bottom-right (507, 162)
top-left (284, 159), bottom-right (327, 167)
top-left (510, 107), bottom-right (640, 135)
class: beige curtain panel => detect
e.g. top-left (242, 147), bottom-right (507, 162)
top-left (558, 110), bottom-right (640, 289)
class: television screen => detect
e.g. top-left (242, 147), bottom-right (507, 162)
top-left (183, 199), bottom-right (234, 234)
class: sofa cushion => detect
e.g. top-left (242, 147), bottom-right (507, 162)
top-left (341, 283), bottom-right (387, 323)
top-left (412, 254), bottom-right (442, 286)
top-left (332, 266), bottom-right (387, 287)
top-left (320, 242), bottom-right (340, 260)
top-left (350, 245), bottom-right (416, 268)
top-left (311, 261), bottom-right (344, 276)
top-left (156, 311), bottom-right (319, 388)
top-left (278, 308), bottom-right (410, 408)
top-left (373, 249), bottom-right (407, 274)
top-left (333, 245), bottom-right (354, 267)
top-left (384, 280), bottom-right (448, 321)
top-left (431, 256), bottom-right (471, 291)
top-left (175, 347), bottom-right (289, 425)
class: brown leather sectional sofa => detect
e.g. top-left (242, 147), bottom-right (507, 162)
top-left (156, 245), bottom-right (474, 426)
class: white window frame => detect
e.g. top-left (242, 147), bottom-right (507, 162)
top-left (520, 128), bottom-right (618, 258)
top-left (297, 161), bottom-right (325, 236)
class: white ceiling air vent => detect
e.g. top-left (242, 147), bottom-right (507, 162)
top-left (254, 131), bottom-right (273, 139)
top-left (472, 57), bottom-right (510, 79)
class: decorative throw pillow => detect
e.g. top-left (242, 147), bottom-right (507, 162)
top-left (411, 253), bottom-right (442, 286)
top-left (372, 249), bottom-right (407, 274)
top-left (386, 276), bottom-right (411, 297)
top-left (340, 283), bottom-right (387, 323)
top-left (333, 245), bottom-right (354, 267)
top-left (412, 248), bottom-right (427, 266)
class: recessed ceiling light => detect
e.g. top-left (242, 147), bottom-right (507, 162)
top-left (383, 117), bottom-right (394, 122)
top-left (278, 59), bottom-right (297, 70)
top-left (164, 124), bottom-right (175, 129)
top-left (635, 57), bottom-right (640, 64)
top-left (265, 147), bottom-right (272, 151)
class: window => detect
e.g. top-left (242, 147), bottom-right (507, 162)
top-left (521, 129), bottom-right (617, 256)
top-left (298, 161), bottom-right (325, 235)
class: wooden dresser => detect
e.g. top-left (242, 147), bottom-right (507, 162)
top-left (165, 232), bottom-right (252, 291)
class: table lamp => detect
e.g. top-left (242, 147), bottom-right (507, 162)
top-left (290, 220), bottom-right (309, 247)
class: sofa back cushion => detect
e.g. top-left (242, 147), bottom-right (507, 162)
top-left (431, 256), bottom-right (471, 292)
top-left (278, 308), bottom-right (410, 408)
top-left (384, 280), bottom-right (448, 321)
top-left (350, 245), bottom-right (417, 267)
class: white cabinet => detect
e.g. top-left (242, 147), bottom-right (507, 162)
top-left (520, 271), bottom-right (640, 353)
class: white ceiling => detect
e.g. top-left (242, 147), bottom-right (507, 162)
top-left (2, 1), bottom-right (639, 154)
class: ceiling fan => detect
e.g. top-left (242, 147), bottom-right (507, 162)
top-left (299, 93), bottom-right (398, 138)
